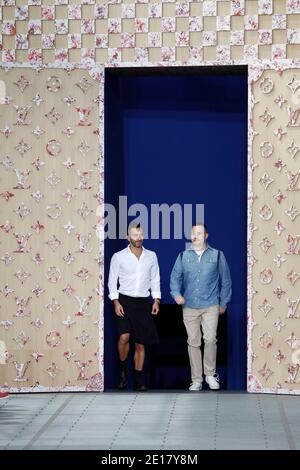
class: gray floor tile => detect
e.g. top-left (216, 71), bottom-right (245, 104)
top-left (1, 392), bottom-right (299, 450)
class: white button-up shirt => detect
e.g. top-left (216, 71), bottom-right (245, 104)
top-left (108, 245), bottom-right (161, 301)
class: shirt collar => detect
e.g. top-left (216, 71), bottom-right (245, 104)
top-left (127, 244), bottom-right (146, 257)
top-left (188, 244), bottom-right (211, 252)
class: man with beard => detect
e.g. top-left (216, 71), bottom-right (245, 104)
top-left (108, 223), bottom-right (161, 391)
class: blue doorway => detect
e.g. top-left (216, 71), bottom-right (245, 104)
top-left (104, 66), bottom-right (248, 390)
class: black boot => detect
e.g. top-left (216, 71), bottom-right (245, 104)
top-left (133, 370), bottom-right (148, 392)
top-left (117, 360), bottom-right (128, 390)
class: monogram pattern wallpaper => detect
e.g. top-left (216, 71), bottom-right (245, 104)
top-left (0, 64), bottom-right (104, 391)
top-left (248, 61), bottom-right (300, 394)
top-left (0, 1), bottom-right (300, 66)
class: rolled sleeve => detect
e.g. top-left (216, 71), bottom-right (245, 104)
top-left (108, 253), bottom-right (120, 301)
top-left (170, 253), bottom-right (183, 300)
top-left (219, 251), bottom-right (232, 309)
top-left (108, 291), bottom-right (119, 301)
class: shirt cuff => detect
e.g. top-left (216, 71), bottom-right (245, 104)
top-left (109, 292), bottom-right (119, 301)
top-left (171, 291), bottom-right (181, 299)
top-left (151, 292), bottom-right (161, 300)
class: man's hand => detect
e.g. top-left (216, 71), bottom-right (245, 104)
top-left (175, 295), bottom-right (185, 305)
top-left (219, 306), bottom-right (226, 315)
top-left (113, 299), bottom-right (124, 317)
top-left (152, 299), bottom-right (160, 315)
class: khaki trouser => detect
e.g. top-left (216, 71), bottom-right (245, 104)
top-left (183, 305), bottom-right (219, 384)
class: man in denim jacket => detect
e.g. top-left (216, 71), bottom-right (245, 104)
top-left (170, 223), bottom-right (232, 391)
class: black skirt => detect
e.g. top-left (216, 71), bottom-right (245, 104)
top-left (116, 293), bottom-right (159, 345)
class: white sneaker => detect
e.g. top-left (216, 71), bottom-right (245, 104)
top-left (205, 374), bottom-right (220, 390)
top-left (189, 382), bottom-right (202, 391)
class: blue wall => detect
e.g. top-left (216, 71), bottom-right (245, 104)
top-left (105, 69), bottom-right (248, 390)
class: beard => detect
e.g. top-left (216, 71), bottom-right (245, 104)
top-left (130, 239), bottom-right (143, 248)
top-left (192, 239), bottom-right (206, 248)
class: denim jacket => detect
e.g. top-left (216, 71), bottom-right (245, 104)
top-left (170, 245), bottom-right (232, 309)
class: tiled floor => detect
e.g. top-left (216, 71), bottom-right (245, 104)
top-left (0, 392), bottom-right (299, 450)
